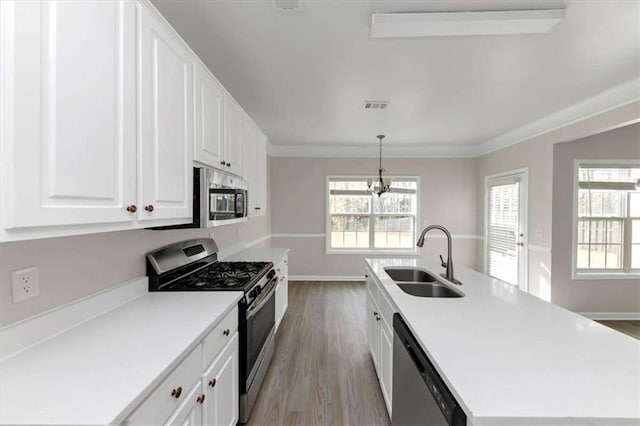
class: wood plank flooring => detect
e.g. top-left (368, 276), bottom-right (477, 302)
top-left (247, 281), bottom-right (390, 426)
top-left (596, 320), bottom-right (640, 340)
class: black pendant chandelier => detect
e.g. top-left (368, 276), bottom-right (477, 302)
top-left (368, 134), bottom-right (391, 197)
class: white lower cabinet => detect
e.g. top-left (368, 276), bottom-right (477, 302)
top-left (275, 255), bottom-right (289, 331)
top-left (202, 333), bottom-right (239, 426)
top-left (126, 307), bottom-right (239, 426)
top-left (366, 271), bottom-right (393, 418)
top-left (166, 382), bottom-right (204, 426)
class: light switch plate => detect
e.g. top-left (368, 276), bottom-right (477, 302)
top-left (11, 267), bottom-right (40, 303)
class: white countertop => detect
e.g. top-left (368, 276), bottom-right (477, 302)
top-left (366, 258), bottom-right (640, 425)
top-left (0, 290), bottom-right (242, 425)
top-left (225, 247), bottom-right (289, 264)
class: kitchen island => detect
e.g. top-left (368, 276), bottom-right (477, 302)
top-left (366, 258), bottom-right (640, 425)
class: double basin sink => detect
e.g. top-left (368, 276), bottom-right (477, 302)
top-left (384, 267), bottom-right (464, 298)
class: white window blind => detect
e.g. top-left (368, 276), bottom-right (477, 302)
top-left (487, 178), bottom-right (520, 285)
top-left (575, 164), bottom-right (640, 273)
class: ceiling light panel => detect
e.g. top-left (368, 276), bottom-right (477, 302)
top-left (370, 9), bottom-right (565, 38)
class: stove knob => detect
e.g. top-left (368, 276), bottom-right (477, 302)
top-left (255, 286), bottom-right (262, 295)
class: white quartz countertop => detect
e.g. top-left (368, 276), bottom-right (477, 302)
top-left (225, 247), bottom-right (289, 264)
top-left (366, 258), bottom-right (640, 425)
top-left (0, 291), bottom-right (242, 425)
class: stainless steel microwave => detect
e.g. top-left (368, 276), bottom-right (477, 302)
top-left (153, 167), bottom-right (248, 230)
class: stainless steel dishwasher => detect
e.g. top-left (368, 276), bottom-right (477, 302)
top-left (392, 314), bottom-right (466, 426)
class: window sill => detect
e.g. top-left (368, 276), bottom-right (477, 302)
top-left (326, 248), bottom-right (418, 256)
top-left (572, 271), bottom-right (640, 280)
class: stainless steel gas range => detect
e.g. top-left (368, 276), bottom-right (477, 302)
top-left (146, 238), bottom-right (276, 424)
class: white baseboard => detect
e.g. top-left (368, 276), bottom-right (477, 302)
top-left (578, 312), bottom-right (640, 320)
top-left (0, 277), bottom-right (148, 361)
top-left (289, 275), bottom-right (365, 282)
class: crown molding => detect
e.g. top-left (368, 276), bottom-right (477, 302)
top-left (477, 77), bottom-right (640, 155)
top-left (269, 142), bottom-right (479, 158)
top-left (269, 77), bottom-right (640, 158)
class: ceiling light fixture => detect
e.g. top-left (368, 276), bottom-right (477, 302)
top-left (370, 9), bottom-right (565, 38)
top-left (368, 135), bottom-right (391, 197)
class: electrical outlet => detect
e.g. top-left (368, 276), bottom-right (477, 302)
top-left (11, 267), bottom-right (40, 303)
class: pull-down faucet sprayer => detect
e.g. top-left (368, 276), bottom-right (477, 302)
top-left (416, 225), bottom-right (462, 285)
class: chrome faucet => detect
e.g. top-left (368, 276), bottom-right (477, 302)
top-left (416, 225), bottom-right (461, 285)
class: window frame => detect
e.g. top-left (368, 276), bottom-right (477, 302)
top-left (572, 159), bottom-right (640, 280)
top-left (325, 175), bottom-right (420, 255)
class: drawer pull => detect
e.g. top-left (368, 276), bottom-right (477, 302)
top-left (376, 315), bottom-right (381, 322)
top-left (144, 204), bottom-right (154, 212)
top-left (208, 378), bottom-right (217, 388)
top-left (171, 387), bottom-right (183, 399)
top-left (197, 394), bottom-right (206, 404)
top-left (220, 161), bottom-right (226, 165)
top-left (226, 162), bottom-right (231, 167)
top-left (223, 329), bottom-right (230, 336)
top-left (126, 205), bottom-right (137, 213)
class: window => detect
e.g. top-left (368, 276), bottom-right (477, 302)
top-left (327, 177), bottom-right (418, 253)
top-left (574, 162), bottom-right (640, 277)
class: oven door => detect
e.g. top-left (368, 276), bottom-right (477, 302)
top-left (244, 277), bottom-right (276, 389)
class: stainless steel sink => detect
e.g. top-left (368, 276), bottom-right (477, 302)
top-left (384, 267), bottom-right (438, 283)
top-left (396, 282), bottom-right (464, 298)
top-left (384, 267), bottom-right (464, 298)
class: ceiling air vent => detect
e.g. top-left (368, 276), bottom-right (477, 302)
top-left (272, 0), bottom-right (304, 12)
top-left (363, 101), bottom-right (390, 110)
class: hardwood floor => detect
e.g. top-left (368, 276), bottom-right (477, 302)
top-left (248, 281), bottom-right (390, 426)
top-left (596, 320), bottom-right (640, 340)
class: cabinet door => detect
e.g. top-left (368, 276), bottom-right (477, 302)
top-left (255, 131), bottom-right (268, 216)
top-left (379, 323), bottom-right (393, 416)
top-left (203, 333), bottom-right (239, 426)
top-left (243, 122), bottom-right (258, 215)
top-left (0, 0), bottom-right (137, 236)
top-left (223, 98), bottom-right (243, 177)
top-left (138, 3), bottom-right (193, 223)
top-left (366, 296), bottom-right (379, 372)
top-left (165, 382), bottom-right (204, 426)
top-left (194, 64), bottom-right (225, 169)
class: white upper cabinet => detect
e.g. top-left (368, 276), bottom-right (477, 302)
top-left (0, 0), bottom-right (138, 240)
top-left (0, 0), bottom-right (266, 241)
top-left (194, 64), bottom-right (225, 169)
top-left (245, 126), bottom-right (268, 217)
top-left (224, 97), bottom-right (244, 177)
top-left (255, 130), bottom-right (268, 216)
top-left (138, 2), bottom-right (193, 223)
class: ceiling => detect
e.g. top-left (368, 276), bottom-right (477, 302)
top-left (152, 0), bottom-right (640, 154)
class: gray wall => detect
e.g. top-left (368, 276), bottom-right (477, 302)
top-left (552, 124), bottom-right (640, 312)
top-left (270, 156), bottom-right (479, 278)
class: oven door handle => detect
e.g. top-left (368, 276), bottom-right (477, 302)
top-left (246, 279), bottom-right (277, 319)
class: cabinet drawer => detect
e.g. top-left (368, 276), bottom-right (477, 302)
top-left (203, 306), bottom-right (238, 368)
top-left (126, 344), bottom-right (203, 425)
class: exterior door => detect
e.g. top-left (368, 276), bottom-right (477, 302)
top-left (1, 0), bottom-right (137, 230)
top-left (485, 170), bottom-right (528, 290)
top-left (138, 2), bottom-right (193, 222)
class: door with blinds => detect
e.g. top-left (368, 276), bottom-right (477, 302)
top-left (485, 171), bottom-right (528, 290)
